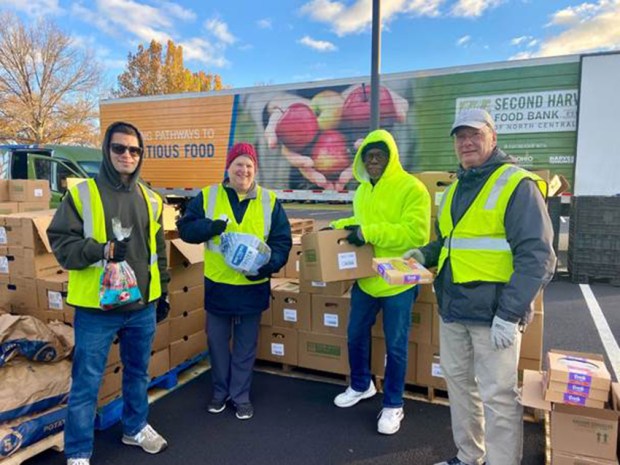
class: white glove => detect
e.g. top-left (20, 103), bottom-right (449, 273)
top-left (403, 248), bottom-right (426, 265)
top-left (490, 315), bottom-right (519, 350)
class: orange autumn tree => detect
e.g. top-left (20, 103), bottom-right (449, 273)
top-left (115, 40), bottom-right (226, 97)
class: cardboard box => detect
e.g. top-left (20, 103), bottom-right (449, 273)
top-left (9, 277), bottom-right (38, 313)
top-left (299, 277), bottom-right (352, 296)
top-left (8, 246), bottom-right (61, 278)
top-left (257, 326), bottom-right (298, 365)
top-left (3, 210), bottom-right (56, 250)
top-left (413, 171), bottom-right (457, 216)
top-left (547, 350), bottom-right (611, 393)
top-left (0, 247), bottom-right (11, 278)
top-left (18, 201), bottom-right (50, 213)
top-left (271, 281), bottom-right (311, 331)
top-left (417, 283), bottom-right (436, 304)
top-left (169, 308), bottom-right (206, 341)
top-left (284, 243), bottom-right (302, 279)
top-left (371, 336), bottom-right (417, 384)
top-left (301, 230), bottom-right (374, 282)
top-left (107, 337), bottom-right (120, 367)
top-left (0, 180), bottom-right (9, 202)
top-left (153, 320), bottom-right (170, 352)
top-left (148, 348), bottom-right (170, 379)
top-left (0, 202), bottom-right (18, 216)
top-left (520, 311), bottom-right (543, 360)
top-left (169, 330), bottom-right (207, 368)
top-left (36, 271), bottom-right (69, 311)
top-left (416, 344), bottom-right (447, 390)
top-left (431, 305), bottom-right (440, 346)
top-left (166, 239), bottom-right (204, 291)
top-left (169, 284), bottom-right (203, 318)
top-left (310, 291), bottom-right (351, 336)
top-left (372, 257), bottom-right (434, 286)
top-left (372, 302), bottom-right (433, 345)
top-left (551, 450), bottom-right (619, 465)
top-left (519, 357), bottom-right (542, 372)
top-left (522, 370), bottom-right (620, 462)
top-left (297, 331), bottom-right (349, 375)
top-left (98, 363), bottom-right (122, 404)
top-left (8, 180), bottom-right (51, 203)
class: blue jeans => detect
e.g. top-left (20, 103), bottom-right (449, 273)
top-left (348, 283), bottom-right (417, 408)
top-left (65, 305), bottom-right (156, 460)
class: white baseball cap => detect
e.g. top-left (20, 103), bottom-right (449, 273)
top-left (450, 109), bottom-right (496, 135)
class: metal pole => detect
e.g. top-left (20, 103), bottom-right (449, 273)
top-left (370, 0), bottom-right (381, 131)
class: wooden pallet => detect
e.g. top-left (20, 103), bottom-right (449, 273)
top-left (1, 432), bottom-right (64, 465)
top-left (289, 218), bottom-right (315, 235)
top-left (375, 376), bottom-right (450, 406)
top-left (254, 360), bottom-right (349, 387)
top-left (545, 411), bottom-right (551, 465)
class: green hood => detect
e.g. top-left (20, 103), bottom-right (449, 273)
top-left (352, 129), bottom-right (405, 184)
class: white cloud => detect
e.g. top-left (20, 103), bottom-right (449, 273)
top-left (510, 35), bottom-right (531, 46)
top-left (512, 1), bottom-right (620, 59)
top-left (456, 34), bottom-right (471, 46)
top-left (257, 18), bottom-right (273, 29)
top-left (451, 0), bottom-right (504, 18)
top-left (158, 1), bottom-right (196, 21)
top-left (300, 0), bottom-right (444, 36)
top-left (299, 35), bottom-right (337, 52)
top-left (182, 37), bottom-right (230, 68)
top-left (1, 0), bottom-right (62, 16)
top-left (205, 17), bottom-right (237, 45)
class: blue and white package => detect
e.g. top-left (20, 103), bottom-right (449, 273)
top-left (219, 232), bottom-right (271, 275)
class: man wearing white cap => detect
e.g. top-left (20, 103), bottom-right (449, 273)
top-left (404, 109), bottom-right (556, 465)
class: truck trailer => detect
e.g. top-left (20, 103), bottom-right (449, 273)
top-left (99, 51), bottom-right (620, 202)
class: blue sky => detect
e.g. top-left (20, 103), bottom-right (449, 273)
top-left (3, 0), bottom-right (620, 90)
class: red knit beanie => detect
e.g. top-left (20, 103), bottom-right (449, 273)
top-left (226, 142), bottom-right (258, 170)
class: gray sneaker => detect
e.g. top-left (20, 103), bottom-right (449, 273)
top-left (235, 402), bottom-right (254, 420)
top-left (122, 424), bottom-right (168, 454)
top-left (67, 460), bottom-right (90, 465)
top-left (207, 396), bottom-right (229, 414)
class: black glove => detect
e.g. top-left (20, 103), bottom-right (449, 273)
top-left (210, 219), bottom-right (228, 236)
top-left (104, 238), bottom-right (130, 262)
top-left (156, 293), bottom-right (170, 323)
top-left (344, 225), bottom-right (365, 247)
top-left (246, 264), bottom-right (273, 281)
top-left (319, 226), bottom-right (334, 231)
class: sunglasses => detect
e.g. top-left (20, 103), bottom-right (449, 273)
top-left (110, 143), bottom-right (143, 157)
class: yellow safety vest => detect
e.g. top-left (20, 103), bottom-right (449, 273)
top-left (437, 164), bottom-right (547, 283)
top-left (67, 178), bottom-right (163, 308)
top-left (202, 184), bottom-right (276, 285)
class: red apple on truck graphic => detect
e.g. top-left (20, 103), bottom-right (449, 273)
top-left (274, 102), bottom-right (319, 152)
top-left (311, 130), bottom-right (350, 177)
top-left (341, 83), bottom-right (401, 129)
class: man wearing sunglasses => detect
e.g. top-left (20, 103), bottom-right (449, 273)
top-left (48, 122), bottom-right (170, 465)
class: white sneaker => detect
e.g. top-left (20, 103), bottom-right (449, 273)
top-left (334, 382), bottom-right (377, 408)
top-left (67, 460), bottom-right (90, 465)
top-left (377, 407), bottom-right (404, 434)
top-left (121, 424), bottom-right (168, 454)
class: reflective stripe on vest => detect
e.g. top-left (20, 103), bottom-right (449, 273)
top-left (205, 184), bottom-right (272, 252)
top-left (202, 184), bottom-right (276, 285)
top-left (67, 179), bottom-right (162, 308)
top-left (437, 164), bottom-right (546, 284)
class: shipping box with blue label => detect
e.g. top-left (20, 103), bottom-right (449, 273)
top-left (300, 230), bottom-right (374, 282)
top-left (372, 258), bottom-right (434, 286)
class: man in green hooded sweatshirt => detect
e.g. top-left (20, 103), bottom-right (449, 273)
top-left (331, 129), bottom-right (431, 434)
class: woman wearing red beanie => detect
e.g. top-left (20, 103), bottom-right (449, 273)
top-left (177, 142), bottom-right (292, 420)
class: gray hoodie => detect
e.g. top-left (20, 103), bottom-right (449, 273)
top-left (420, 147), bottom-right (556, 325)
top-left (47, 121), bottom-right (169, 311)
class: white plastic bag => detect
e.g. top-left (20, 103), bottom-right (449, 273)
top-left (219, 232), bottom-right (271, 275)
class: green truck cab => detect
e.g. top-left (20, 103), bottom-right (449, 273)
top-left (0, 144), bottom-right (101, 207)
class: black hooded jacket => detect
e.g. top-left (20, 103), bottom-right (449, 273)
top-left (420, 147), bottom-right (556, 325)
top-left (47, 121), bottom-right (169, 311)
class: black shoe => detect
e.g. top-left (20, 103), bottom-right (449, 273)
top-left (235, 402), bottom-right (254, 420)
top-left (207, 397), bottom-right (229, 414)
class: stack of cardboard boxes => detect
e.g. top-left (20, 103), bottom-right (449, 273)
top-left (523, 351), bottom-right (619, 464)
top-left (0, 180), bottom-right (51, 215)
top-left (257, 229), bottom-right (375, 375)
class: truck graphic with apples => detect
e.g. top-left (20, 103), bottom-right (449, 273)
top-left (99, 52), bottom-right (614, 201)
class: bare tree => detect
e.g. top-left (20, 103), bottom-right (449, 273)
top-left (0, 12), bottom-right (102, 145)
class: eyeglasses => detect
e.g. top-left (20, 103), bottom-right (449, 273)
top-left (110, 143), bottom-right (143, 157)
top-left (362, 151), bottom-right (388, 162)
